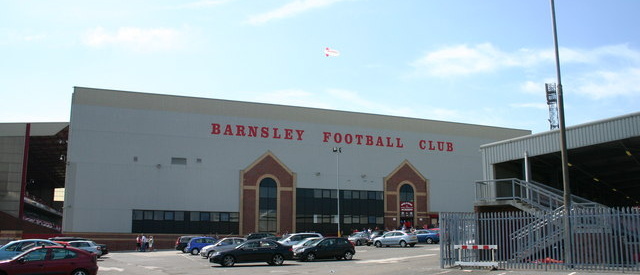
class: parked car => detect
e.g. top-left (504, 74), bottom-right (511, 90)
top-left (49, 237), bottom-right (109, 256)
top-left (174, 235), bottom-right (200, 253)
top-left (347, 232), bottom-right (370, 246)
top-left (291, 237), bottom-right (320, 251)
top-left (415, 229), bottom-right (440, 244)
top-left (278, 233), bottom-right (323, 246)
top-left (185, 237), bottom-right (218, 255)
top-left (372, 231), bottom-right (418, 247)
top-left (245, 232), bottom-right (276, 240)
top-left (200, 237), bottom-right (246, 258)
top-left (366, 230), bottom-right (386, 246)
top-left (67, 240), bottom-right (103, 257)
top-left (294, 237), bottom-right (355, 261)
top-left (0, 245), bottom-right (98, 275)
top-left (209, 239), bottom-right (293, 267)
top-left (0, 239), bottom-right (61, 260)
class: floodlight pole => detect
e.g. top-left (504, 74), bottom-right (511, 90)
top-left (550, 0), bottom-right (573, 267)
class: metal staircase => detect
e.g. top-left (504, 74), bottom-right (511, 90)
top-left (475, 179), bottom-right (609, 261)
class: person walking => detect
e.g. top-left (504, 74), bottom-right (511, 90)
top-left (148, 236), bottom-right (154, 252)
top-left (140, 235), bottom-right (147, 252)
top-left (136, 235), bottom-right (141, 251)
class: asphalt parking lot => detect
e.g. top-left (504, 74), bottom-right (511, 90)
top-left (95, 244), bottom-right (622, 275)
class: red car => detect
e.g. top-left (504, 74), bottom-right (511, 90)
top-left (0, 245), bottom-right (98, 275)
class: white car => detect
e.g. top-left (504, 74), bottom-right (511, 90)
top-left (67, 240), bottom-right (103, 257)
top-left (199, 237), bottom-right (246, 258)
top-left (278, 233), bottom-right (323, 246)
top-left (372, 231), bottom-right (418, 248)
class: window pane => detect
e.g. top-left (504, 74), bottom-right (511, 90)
top-left (174, 211), bottom-right (184, 221)
top-left (164, 211), bottom-right (174, 220)
top-left (154, 211), bottom-right (163, 220)
top-left (343, 190), bottom-right (352, 199)
top-left (220, 212), bottom-right (229, 222)
top-left (331, 190), bottom-right (337, 199)
top-left (230, 212), bottom-right (239, 222)
top-left (368, 191), bottom-right (376, 200)
top-left (352, 191), bottom-right (360, 199)
top-left (132, 210), bottom-right (143, 220)
top-left (143, 211), bottom-right (153, 220)
top-left (322, 189), bottom-right (331, 198)
top-left (211, 212), bottom-right (220, 222)
top-left (190, 212), bottom-right (199, 221)
top-left (314, 189), bottom-right (322, 198)
top-left (200, 212), bottom-right (210, 221)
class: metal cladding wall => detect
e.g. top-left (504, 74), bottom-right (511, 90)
top-left (63, 87), bottom-right (530, 233)
top-left (479, 112), bottom-right (640, 179)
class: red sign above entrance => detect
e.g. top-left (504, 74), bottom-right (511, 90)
top-left (400, 201), bottom-right (414, 212)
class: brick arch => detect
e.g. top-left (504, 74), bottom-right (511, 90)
top-left (383, 160), bottom-right (429, 229)
top-left (239, 151), bottom-right (296, 235)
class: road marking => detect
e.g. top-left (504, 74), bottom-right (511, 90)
top-left (99, 267), bottom-right (124, 272)
top-left (356, 253), bottom-right (436, 264)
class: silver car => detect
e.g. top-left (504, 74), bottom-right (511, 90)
top-left (67, 240), bottom-right (103, 257)
top-left (347, 232), bottom-right (369, 246)
top-left (199, 237), bottom-right (246, 258)
top-left (372, 231), bottom-right (418, 247)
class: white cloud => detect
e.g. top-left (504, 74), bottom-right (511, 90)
top-left (82, 27), bottom-right (186, 52)
top-left (246, 0), bottom-right (345, 25)
top-left (575, 68), bottom-right (640, 99)
top-left (167, 0), bottom-right (231, 9)
top-left (410, 43), bottom-right (556, 77)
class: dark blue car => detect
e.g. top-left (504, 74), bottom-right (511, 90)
top-left (415, 229), bottom-right (439, 244)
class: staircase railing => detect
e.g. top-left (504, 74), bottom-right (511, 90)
top-left (475, 179), bottom-right (609, 261)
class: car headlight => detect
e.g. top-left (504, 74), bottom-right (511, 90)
top-left (212, 251), bottom-right (221, 256)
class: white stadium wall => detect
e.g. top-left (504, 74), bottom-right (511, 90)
top-left (63, 87), bottom-right (530, 234)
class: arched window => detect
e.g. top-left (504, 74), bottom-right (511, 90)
top-left (400, 184), bottom-right (414, 202)
top-left (259, 178), bottom-right (277, 232)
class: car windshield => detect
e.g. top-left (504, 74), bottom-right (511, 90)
top-left (278, 234), bottom-right (292, 242)
top-left (308, 238), bottom-right (323, 246)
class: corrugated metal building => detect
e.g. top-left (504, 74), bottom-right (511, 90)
top-left (478, 112), bottom-right (640, 208)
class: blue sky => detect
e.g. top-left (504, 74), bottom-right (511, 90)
top-left (1, 0), bottom-right (639, 133)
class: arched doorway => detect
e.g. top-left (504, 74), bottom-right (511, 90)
top-left (399, 184), bottom-right (415, 229)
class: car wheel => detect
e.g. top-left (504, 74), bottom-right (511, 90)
top-left (71, 269), bottom-right (89, 275)
top-left (306, 252), bottom-right (317, 261)
top-left (400, 240), bottom-right (407, 247)
top-left (375, 241), bottom-right (382, 248)
top-left (271, 254), bottom-right (285, 265)
top-left (182, 247), bottom-right (189, 253)
top-left (343, 250), bottom-right (354, 260)
top-left (356, 240), bottom-right (362, 246)
top-left (190, 248), bottom-right (200, 255)
top-left (221, 255), bottom-right (235, 267)
top-left (426, 238), bottom-right (434, 244)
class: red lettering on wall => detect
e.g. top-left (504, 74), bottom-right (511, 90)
top-left (295, 130), bottom-right (305, 141)
top-left (211, 123), bottom-right (221, 135)
top-left (418, 139), bottom-right (455, 152)
top-left (236, 125), bottom-right (246, 136)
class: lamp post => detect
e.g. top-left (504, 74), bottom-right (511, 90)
top-left (549, 0), bottom-right (573, 266)
top-left (332, 147), bottom-right (342, 237)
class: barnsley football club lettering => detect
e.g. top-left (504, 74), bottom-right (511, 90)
top-left (322, 131), bottom-right (404, 148)
top-left (211, 123), bottom-right (305, 140)
top-left (210, 122), bottom-right (455, 152)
